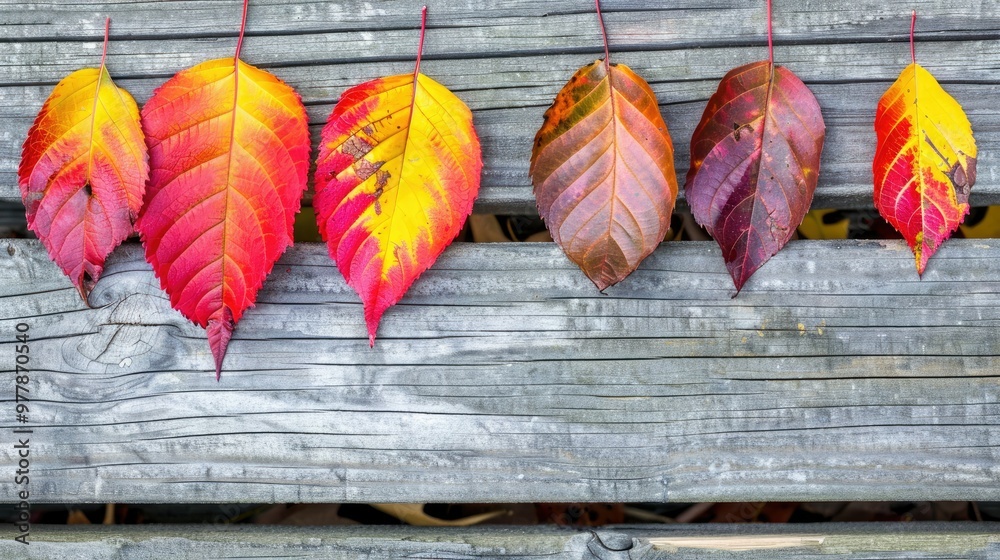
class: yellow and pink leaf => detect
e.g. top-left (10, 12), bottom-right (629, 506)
top-left (314, 7), bottom-right (482, 345)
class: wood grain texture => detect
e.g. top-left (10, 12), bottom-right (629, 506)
top-left (3, 238), bottom-right (1000, 504)
top-left (3, 0), bottom-right (1000, 212)
top-left (3, 523), bottom-right (1000, 559)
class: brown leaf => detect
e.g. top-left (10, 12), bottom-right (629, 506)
top-left (67, 509), bottom-right (91, 525)
top-left (469, 214), bottom-right (510, 243)
top-left (530, 4), bottom-right (677, 291)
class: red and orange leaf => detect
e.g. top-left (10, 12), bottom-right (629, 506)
top-left (873, 15), bottom-right (976, 276)
top-left (136, 3), bottom-right (310, 378)
top-left (685, 2), bottom-right (825, 292)
top-left (530, 9), bottom-right (677, 291)
top-left (18, 20), bottom-right (147, 303)
top-left (314, 8), bottom-right (482, 345)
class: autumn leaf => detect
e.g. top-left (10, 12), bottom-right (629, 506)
top-left (137, 0), bottom-right (310, 378)
top-left (874, 12), bottom-right (976, 275)
top-left (18, 19), bottom-right (147, 304)
top-left (685, 0), bottom-right (825, 292)
top-left (530, 0), bottom-right (677, 291)
top-left (314, 6), bottom-right (482, 345)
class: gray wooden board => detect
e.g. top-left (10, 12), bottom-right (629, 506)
top-left (2, 238), bottom-right (1000, 504)
top-left (3, 0), bottom-right (1000, 212)
top-left (2, 523), bottom-right (1000, 559)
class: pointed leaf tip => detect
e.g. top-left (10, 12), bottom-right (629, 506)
top-left (207, 308), bottom-right (234, 380)
top-left (729, 265), bottom-right (749, 295)
top-left (592, 276), bottom-right (612, 294)
top-left (366, 300), bottom-right (384, 347)
top-left (76, 284), bottom-right (90, 306)
top-left (76, 272), bottom-right (97, 308)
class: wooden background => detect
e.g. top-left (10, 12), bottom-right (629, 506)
top-left (4, 237), bottom-right (1000, 504)
top-left (3, 0), bottom-right (1000, 508)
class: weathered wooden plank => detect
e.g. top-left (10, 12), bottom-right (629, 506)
top-left (2, 238), bottom-right (1000, 504)
top-left (3, 0), bottom-right (1000, 212)
top-left (4, 0), bottom-right (998, 47)
top-left (3, 523), bottom-right (1000, 559)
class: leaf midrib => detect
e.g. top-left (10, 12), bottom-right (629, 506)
top-left (600, 63), bottom-right (621, 288)
top-left (218, 58), bottom-right (242, 321)
top-left (913, 62), bottom-right (927, 264)
top-left (372, 74), bottom-right (423, 305)
top-left (735, 62), bottom-right (777, 288)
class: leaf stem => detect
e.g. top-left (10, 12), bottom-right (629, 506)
top-left (910, 10), bottom-right (916, 65)
top-left (595, 0), bottom-right (611, 69)
top-left (414, 6), bottom-right (428, 79)
top-left (766, 0), bottom-right (774, 63)
top-left (235, 0), bottom-right (249, 62)
top-left (100, 17), bottom-right (110, 69)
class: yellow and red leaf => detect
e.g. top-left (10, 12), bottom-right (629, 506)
top-left (136, 2), bottom-right (310, 377)
top-left (530, 2), bottom-right (677, 291)
top-left (873, 14), bottom-right (976, 275)
top-left (314, 7), bottom-right (482, 345)
top-left (18, 19), bottom-right (148, 303)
